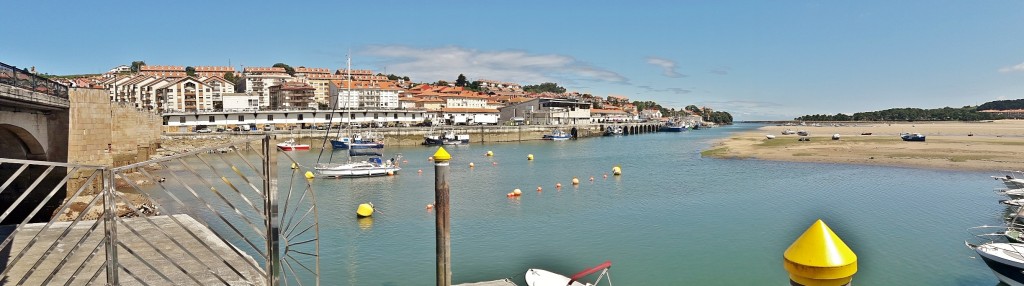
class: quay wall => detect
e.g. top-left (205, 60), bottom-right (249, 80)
top-left (160, 123), bottom-right (662, 150)
top-left (67, 88), bottom-right (163, 195)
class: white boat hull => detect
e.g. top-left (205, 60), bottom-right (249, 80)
top-left (525, 269), bottom-right (590, 286)
top-left (315, 163), bottom-right (400, 178)
top-left (973, 242), bottom-right (1024, 286)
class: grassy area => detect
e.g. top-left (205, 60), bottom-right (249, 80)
top-left (885, 153), bottom-right (996, 162)
top-left (792, 153), bottom-right (816, 156)
top-left (700, 147), bottom-right (730, 157)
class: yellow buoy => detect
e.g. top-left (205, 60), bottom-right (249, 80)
top-left (513, 188), bottom-right (522, 195)
top-left (291, 162), bottom-right (299, 169)
top-left (469, 162), bottom-right (475, 168)
top-left (428, 156), bottom-right (434, 161)
top-left (572, 177), bottom-right (580, 185)
top-left (426, 204), bottom-right (434, 210)
top-left (356, 203), bottom-right (375, 217)
top-left (527, 154), bottom-right (534, 160)
top-left (612, 166), bottom-right (622, 175)
top-left (783, 219), bottom-right (857, 286)
top-left (304, 171), bottom-right (315, 179)
top-left (387, 171), bottom-right (394, 176)
top-left (486, 151), bottom-right (494, 156)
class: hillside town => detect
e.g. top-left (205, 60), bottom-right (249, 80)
top-left (45, 63), bottom-right (726, 132)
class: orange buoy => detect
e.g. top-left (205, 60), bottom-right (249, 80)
top-left (469, 162), bottom-right (475, 168)
top-left (492, 162), bottom-right (498, 165)
top-left (387, 171), bottom-right (394, 176)
top-left (426, 204), bottom-right (434, 210)
top-left (556, 183), bottom-right (562, 188)
top-left (537, 186), bottom-right (543, 192)
top-left (428, 156), bottom-right (434, 161)
top-left (589, 176), bottom-right (595, 181)
top-left (403, 160), bottom-right (408, 163)
top-left (418, 169), bottom-right (423, 173)
top-left (513, 188), bottom-right (522, 196)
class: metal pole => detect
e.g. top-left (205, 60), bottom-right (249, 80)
top-left (433, 147), bottom-right (452, 286)
top-left (102, 169), bottom-right (120, 285)
top-left (263, 135), bottom-right (280, 285)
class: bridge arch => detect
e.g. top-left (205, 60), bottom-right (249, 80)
top-left (0, 123), bottom-right (47, 160)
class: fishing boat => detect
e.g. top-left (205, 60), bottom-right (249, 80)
top-left (900, 133), bottom-right (926, 142)
top-left (525, 260), bottom-right (612, 286)
top-left (276, 139), bottom-right (310, 151)
top-left (603, 126), bottom-right (623, 136)
top-left (765, 134), bottom-right (776, 139)
top-left (782, 129), bottom-right (797, 135)
top-left (423, 129), bottom-right (470, 145)
top-left (659, 118), bottom-right (688, 132)
top-left (543, 129), bottom-right (573, 140)
top-left (314, 55), bottom-right (402, 178)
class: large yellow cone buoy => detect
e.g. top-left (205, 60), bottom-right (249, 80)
top-left (784, 219), bottom-right (857, 286)
top-left (304, 171), bottom-right (315, 179)
top-left (356, 203), bottom-right (375, 217)
top-left (527, 154), bottom-right (534, 161)
top-left (612, 166), bottom-right (622, 176)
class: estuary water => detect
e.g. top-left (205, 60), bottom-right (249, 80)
top-left (287, 123), bottom-right (1002, 285)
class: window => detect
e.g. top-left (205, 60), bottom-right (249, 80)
top-left (298, 114), bottom-right (304, 121)
top-left (374, 113), bottom-right (379, 119)
top-left (209, 116), bottom-right (215, 123)
top-left (238, 115), bottom-right (244, 122)
top-left (350, 113), bottom-right (355, 120)
top-left (325, 114), bottom-right (332, 120)
top-left (268, 115), bottom-right (274, 121)
top-left (179, 117), bottom-right (186, 123)
top-left (413, 114), bottom-right (416, 119)
top-left (394, 114), bottom-right (398, 119)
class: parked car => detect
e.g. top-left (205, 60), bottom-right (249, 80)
top-left (196, 128), bottom-right (212, 133)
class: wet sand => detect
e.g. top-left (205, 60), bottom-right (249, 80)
top-left (702, 120), bottom-right (1024, 171)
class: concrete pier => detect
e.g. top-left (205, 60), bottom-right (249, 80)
top-left (0, 214), bottom-right (264, 285)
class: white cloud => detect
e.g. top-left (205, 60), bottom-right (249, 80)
top-left (360, 45), bottom-right (627, 84)
top-left (645, 57), bottom-right (684, 78)
top-left (999, 62), bottom-right (1024, 73)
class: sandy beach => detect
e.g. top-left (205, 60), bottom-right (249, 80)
top-left (702, 120), bottom-right (1024, 172)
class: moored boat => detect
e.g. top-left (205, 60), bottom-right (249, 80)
top-left (967, 241), bottom-right (1024, 286)
top-left (603, 126), bottom-right (623, 136)
top-left (315, 157), bottom-right (401, 178)
top-left (331, 133), bottom-right (384, 149)
top-left (525, 260), bottom-right (612, 286)
top-left (659, 118), bottom-right (688, 132)
top-left (900, 133), bottom-right (926, 142)
top-left (543, 129), bottom-right (573, 140)
top-left (276, 139), bottom-right (310, 151)
top-left (423, 129), bottom-right (470, 145)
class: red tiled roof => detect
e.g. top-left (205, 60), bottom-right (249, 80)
top-left (440, 108), bottom-right (499, 113)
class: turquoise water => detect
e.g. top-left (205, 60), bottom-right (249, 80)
top-left (288, 123), bottom-right (1002, 285)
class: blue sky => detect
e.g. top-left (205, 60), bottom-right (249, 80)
top-left (5, 1), bottom-right (1024, 120)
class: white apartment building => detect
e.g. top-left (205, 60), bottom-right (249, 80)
top-left (221, 93), bottom-right (259, 111)
top-left (328, 80), bottom-right (402, 109)
top-left (241, 67), bottom-right (292, 109)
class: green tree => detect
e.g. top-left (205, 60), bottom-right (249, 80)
top-left (130, 61), bottom-right (146, 73)
top-left (403, 76), bottom-right (410, 81)
top-left (185, 66), bottom-right (196, 77)
top-left (685, 105), bottom-right (702, 115)
top-left (455, 74), bottom-right (468, 87)
top-left (523, 82), bottom-right (566, 93)
top-left (387, 74), bottom-right (399, 80)
top-left (223, 72), bottom-right (236, 83)
top-left (467, 80), bottom-right (483, 91)
top-left (436, 80), bottom-right (449, 86)
top-left (272, 63), bottom-right (295, 76)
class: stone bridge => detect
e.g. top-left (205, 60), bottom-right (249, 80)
top-left (0, 62), bottom-right (70, 223)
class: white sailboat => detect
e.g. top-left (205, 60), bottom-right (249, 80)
top-left (314, 56), bottom-right (401, 178)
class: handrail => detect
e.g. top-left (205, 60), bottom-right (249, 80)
top-left (0, 61), bottom-right (69, 100)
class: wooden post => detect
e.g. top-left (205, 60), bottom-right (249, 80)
top-left (433, 147), bottom-right (452, 286)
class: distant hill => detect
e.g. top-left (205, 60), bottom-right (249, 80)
top-left (978, 99), bottom-right (1024, 111)
top-left (795, 106), bottom-right (1000, 121)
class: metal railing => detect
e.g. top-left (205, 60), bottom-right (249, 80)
top-left (0, 135), bottom-right (318, 285)
top-left (0, 62), bottom-right (69, 100)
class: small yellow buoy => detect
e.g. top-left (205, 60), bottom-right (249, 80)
top-left (291, 162), bottom-right (299, 169)
top-left (612, 166), bottom-right (622, 175)
top-left (537, 186), bottom-right (543, 192)
top-left (513, 188), bottom-right (522, 196)
top-left (572, 177), bottom-right (580, 185)
top-left (428, 156), bottom-right (434, 161)
top-left (527, 154), bottom-right (534, 161)
top-left (356, 203), bottom-right (374, 217)
top-left (469, 162), bottom-right (475, 168)
top-left (486, 151), bottom-right (494, 156)
top-left (387, 171), bottom-right (394, 176)
top-left (304, 171), bottom-right (315, 179)
top-left (426, 204), bottom-right (434, 210)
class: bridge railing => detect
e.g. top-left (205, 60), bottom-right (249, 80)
top-left (0, 62), bottom-right (69, 100)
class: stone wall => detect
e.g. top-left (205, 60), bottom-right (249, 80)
top-left (67, 88), bottom-right (162, 195)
